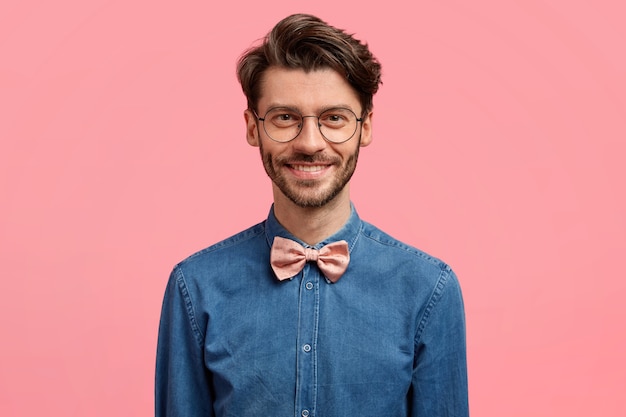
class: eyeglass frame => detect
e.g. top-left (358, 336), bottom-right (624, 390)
top-left (252, 106), bottom-right (365, 144)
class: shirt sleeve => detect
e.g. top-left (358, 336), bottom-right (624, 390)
top-left (410, 266), bottom-right (469, 416)
top-left (155, 266), bottom-right (214, 417)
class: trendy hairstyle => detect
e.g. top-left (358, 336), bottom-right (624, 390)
top-left (236, 14), bottom-right (382, 115)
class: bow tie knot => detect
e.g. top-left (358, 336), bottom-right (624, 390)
top-left (304, 247), bottom-right (319, 262)
top-left (270, 236), bottom-right (350, 283)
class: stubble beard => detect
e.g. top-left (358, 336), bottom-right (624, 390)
top-left (259, 142), bottom-right (360, 208)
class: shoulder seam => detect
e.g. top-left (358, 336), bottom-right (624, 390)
top-left (173, 265), bottom-right (205, 347)
top-left (414, 264), bottom-right (452, 344)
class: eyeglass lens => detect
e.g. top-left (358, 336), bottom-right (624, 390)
top-left (261, 107), bottom-right (359, 143)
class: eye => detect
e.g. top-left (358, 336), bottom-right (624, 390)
top-left (277, 113), bottom-right (294, 121)
top-left (320, 108), bottom-right (353, 128)
top-left (267, 108), bottom-right (301, 127)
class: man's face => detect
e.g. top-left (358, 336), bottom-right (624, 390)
top-left (244, 67), bottom-right (372, 208)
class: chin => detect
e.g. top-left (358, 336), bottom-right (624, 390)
top-left (283, 184), bottom-right (346, 208)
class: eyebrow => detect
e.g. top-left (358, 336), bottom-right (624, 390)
top-left (263, 103), bottom-right (360, 114)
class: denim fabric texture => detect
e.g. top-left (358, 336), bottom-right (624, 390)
top-left (155, 205), bottom-right (469, 416)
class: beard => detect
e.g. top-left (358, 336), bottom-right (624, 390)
top-left (259, 141), bottom-right (361, 208)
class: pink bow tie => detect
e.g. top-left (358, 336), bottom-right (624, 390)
top-left (270, 236), bottom-right (350, 283)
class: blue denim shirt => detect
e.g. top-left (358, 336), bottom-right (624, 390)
top-left (156, 205), bottom-right (468, 416)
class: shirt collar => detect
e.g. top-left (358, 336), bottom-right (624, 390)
top-left (264, 203), bottom-right (363, 253)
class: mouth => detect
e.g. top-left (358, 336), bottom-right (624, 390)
top-left (284, 162), bottom-right (333, 179)
top-left (290, 164), bottom-right (328, 172)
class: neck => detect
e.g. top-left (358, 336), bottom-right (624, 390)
top-left (272, 187), bottom-right (352, 246)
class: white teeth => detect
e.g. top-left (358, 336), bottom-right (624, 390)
top-left (292, 165), bottom-right (325, 172)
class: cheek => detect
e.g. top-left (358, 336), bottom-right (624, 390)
top-left (334, 142), bottom-right (361, 159)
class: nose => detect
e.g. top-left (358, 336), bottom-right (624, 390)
top-left (292, 116), bottom-right (327, 154)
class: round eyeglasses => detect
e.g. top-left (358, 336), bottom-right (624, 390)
top-left (254, 107), bottom-right (363, 144)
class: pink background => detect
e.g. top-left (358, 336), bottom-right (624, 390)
top-left (1, 1), bottom-right (624, 416)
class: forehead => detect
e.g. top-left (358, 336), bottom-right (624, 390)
top-left (258, 67), bottom-right (361, 112)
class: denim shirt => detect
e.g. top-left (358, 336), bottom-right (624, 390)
top-left (156, 205), bottom-right (468, 417)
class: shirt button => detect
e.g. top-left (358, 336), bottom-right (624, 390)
top-left (305, 282), bottom-right (313, 290)
top-left (302, 344), bottom-right (311, 353)
top-left (301, 410), bottom-right (310, 417)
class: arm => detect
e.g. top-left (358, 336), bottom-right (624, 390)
top-left (155, 267), bottom-right (214, 417)
top-left (410, 267), bottom-right (469, 416)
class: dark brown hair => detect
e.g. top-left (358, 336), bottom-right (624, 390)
top-left (237, 14), bottom-right (382, 115)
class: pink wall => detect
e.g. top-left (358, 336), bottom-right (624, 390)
top-left (1, 1), bottom-right (624, 416)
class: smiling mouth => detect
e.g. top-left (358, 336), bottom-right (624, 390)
top-left (290, 164), bottom-right (328, 172)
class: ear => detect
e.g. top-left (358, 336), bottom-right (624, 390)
top-left (359, 111), bottom-right (373, 147)
top-left (244, 109), bottom-right (260, 147)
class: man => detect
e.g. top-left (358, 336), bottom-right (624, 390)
top-left (156, 13), bottom-right (468, 417)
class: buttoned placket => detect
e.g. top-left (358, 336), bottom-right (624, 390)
top-left (294, 260), bottom-right (321, 417)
